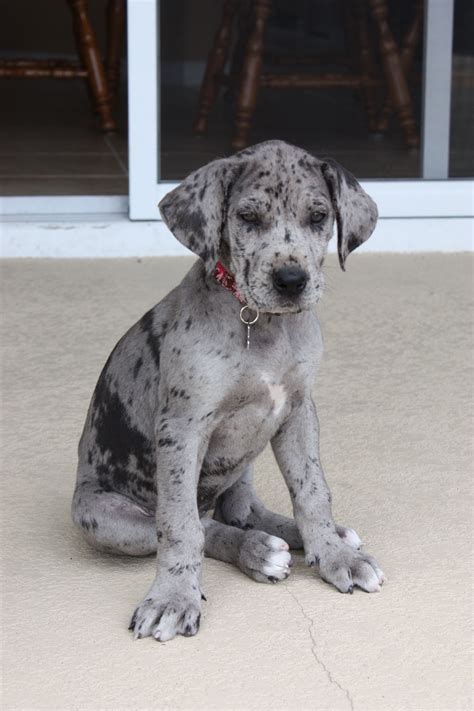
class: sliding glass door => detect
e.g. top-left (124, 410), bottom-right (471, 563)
top-left (127, 0), bottom-right (473, 247)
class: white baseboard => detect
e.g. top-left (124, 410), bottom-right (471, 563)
top-left (1, 215), bottom-right (472, 257)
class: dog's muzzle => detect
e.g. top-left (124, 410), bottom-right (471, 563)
top-left (272, 265), bottom-right (308, 297)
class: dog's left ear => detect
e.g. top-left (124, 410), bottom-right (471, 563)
top-left (159, 157), bottom-right (243, 273)
top-left (321, 158), bottom-right (378, 271)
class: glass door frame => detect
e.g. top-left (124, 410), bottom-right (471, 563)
top-left (127, 0), bottom-right (472, 229)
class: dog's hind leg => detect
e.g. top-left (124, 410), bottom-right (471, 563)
top-left (215, 469), bottom-right (362, 550)
top-left (202, 517), bottom-right (291, 583)
top-left (72, 482), bottom-right (156, 556)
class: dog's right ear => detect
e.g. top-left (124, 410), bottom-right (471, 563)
top-left (159, 157), bottom-right (244, 273)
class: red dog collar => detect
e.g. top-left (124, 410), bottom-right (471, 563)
top-left (214, 261), bottom-right (260, 350)
top-left (214, 261), bottom-right (244, 303)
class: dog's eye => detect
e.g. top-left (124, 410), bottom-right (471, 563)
top-left (310, 211), bottom-right (327, 225)
top-left (238, 211), bottom-right (260, 225)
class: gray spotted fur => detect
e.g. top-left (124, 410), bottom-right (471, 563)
top-left (72, 140), bottom-right (382, 642)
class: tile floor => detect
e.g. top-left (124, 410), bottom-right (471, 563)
top-left (0, 79), bottom-right (128, 196)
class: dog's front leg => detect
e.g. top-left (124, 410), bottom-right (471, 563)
top-left (129, 423), bottom-right (205, 642)
top-left (271, 396), bottom-right (384, 594)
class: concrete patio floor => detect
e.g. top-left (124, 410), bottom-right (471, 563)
top-left (1, 254), bottom-right (472, 710)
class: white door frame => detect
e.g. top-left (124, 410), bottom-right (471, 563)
top-left (421, 0), bottom-right (454, 178)
top-left (127, 0), bottom-right (160, 220)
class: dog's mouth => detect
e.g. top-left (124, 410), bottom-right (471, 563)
top-left (242, 286), bottom-right (323, 314)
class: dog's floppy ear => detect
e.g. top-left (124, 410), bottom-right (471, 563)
top-left (321, 158), bottom-right (378, 271)
top-left (159, 157), bottom-right (243, 272)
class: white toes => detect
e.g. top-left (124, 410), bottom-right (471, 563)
top-left (373, 565), bottom-right (385, 586)
top-left (262, 549), bottom-right (291, 578)
top-left (152, 606), bottom-right (200, 642)
top-left (267, 535), bottom-right (289, 551)
top-left (353, 562), bottom-right (382, 592)
top-left (130, 595), bottom-right (201, 641)
top-left (131, 602), bottom-right (160, 639)
top-left (153, 612), bottom-right (179, 642)
top-left (239, 531), bottom-right (292, 582)
top-left (371, 566), bottom-right (385, 586)
top-left (271, 549), bottom-right (292, 567)
top-left (342, 527), bottom-right (363, 549)
top-left (312, 537), bottom-right (384, 595)
top-left (363, 554), bottom-right (386, 585)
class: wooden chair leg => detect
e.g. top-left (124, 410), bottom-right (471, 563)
top-left (228, 0), bottom-right (252, 99)
top-left (193, 0), bottom-right (238, 135)
top-left (377, 0), bottom-right (423, 132)
top-left (368, 0), bottom-right (419, 148)
top-left (232, 0), bottom-right (271, 150)
top-left (68, 0), bottom-right (116, 132)
top-left (354, 0), bottom-right (378, 132)
top-left (106, 0), bottom-right (126, 106)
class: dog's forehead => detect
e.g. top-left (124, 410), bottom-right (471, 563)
top-left (233, 141), bottom-right (327, 203)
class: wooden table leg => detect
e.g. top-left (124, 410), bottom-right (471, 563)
top-left (106, 0), bottom-right (126, 106)
top-left (232, 0), bottom-right (271, 150)
top-left (193, 0), bottom-right (238, 135)
top-left (68, 0), bottom-right (116, 132)
top-left (368, 0), bottom-right (419, 148)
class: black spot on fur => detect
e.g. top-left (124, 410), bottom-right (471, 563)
top-left (168, 562), bottom-right (199, 576)
top-left (197, 485), bottom-right (219, 515)
top-left (80, 516), bottom-right (98, 532)
top-left (140, 309), bottom-right (161, 369)
top-left (182, 209), bottom-right (208, 246)
top-left (133, 357), bottom-right (143, 379)
top-left (92, 376), bottom-right (155, 496)
top-left (244, 259), bottom-right (250, 284)
top-left (157, 437), bottom-right (177, 448)
top-left (323, 157), bottom-right (359, 194)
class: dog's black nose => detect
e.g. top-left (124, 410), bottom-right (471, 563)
top-left (272, 266), bottom-right (308, 296)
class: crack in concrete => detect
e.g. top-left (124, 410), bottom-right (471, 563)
top-left (286, 586), bottom-right (355, 711)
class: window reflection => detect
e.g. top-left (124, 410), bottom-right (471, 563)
top-left (160, 0), bottom-right (428, 179)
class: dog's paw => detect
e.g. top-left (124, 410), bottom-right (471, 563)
top-left (238, 530), bottom-right (292, 583)
top-left (306, 539), bottom-right (384, 594)
top-left (129, 592), bottom-right (201, 642)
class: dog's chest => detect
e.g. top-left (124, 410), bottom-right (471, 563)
top-left (259, 372), bottom-right (288, 416)
top-left (202, 367), bottom-right (294, 465)
top-left (197, 314), bottom-right (320, 512)
top-left (198, 372), bottom-right (292, 513)
top-left (225, 370), bottom-right (292, 438)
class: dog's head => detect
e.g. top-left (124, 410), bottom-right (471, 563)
top-left (159, 140), bottom-right (377, 313)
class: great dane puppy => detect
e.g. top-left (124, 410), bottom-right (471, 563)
top-left (72, 140), bottom-right (384, 642)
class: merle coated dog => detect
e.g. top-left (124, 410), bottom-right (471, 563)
top-left (72, 140), bottom-right (383, 642)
